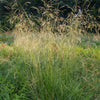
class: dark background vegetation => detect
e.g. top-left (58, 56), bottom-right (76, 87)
top-left (0, 0), bottom-right (100, 33)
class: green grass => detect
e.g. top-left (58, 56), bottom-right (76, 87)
top-left (0, 33), bottom-right (100, 100)
top-left (0, 33), bottom-right (14, 45)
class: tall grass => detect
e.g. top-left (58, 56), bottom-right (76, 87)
top-left (0, 0), bottom-right (100, 100)
top-left (0, 32), bottom-right (100, 100)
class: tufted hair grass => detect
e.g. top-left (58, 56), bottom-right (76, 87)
top-left (0, 32), bottom-right (100, 99)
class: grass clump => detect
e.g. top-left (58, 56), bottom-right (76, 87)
top-left (0, 0), bottom-right (100, 99)
top-left (0, 33), bottom-right (100, 100)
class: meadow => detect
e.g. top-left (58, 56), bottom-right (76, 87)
top-left (0, 31), bottom-right (100, 100)
top-left (0, 0), bottom-right (100, 99)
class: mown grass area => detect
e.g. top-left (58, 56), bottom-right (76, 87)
top-left (0, 33), bottom-right (100, 100)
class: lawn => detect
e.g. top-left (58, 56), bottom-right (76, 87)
top-left (0, 33), bottom-right (100, 100)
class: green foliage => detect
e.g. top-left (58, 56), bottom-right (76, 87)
top-left (0, 33), bottom-right (100, 99)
